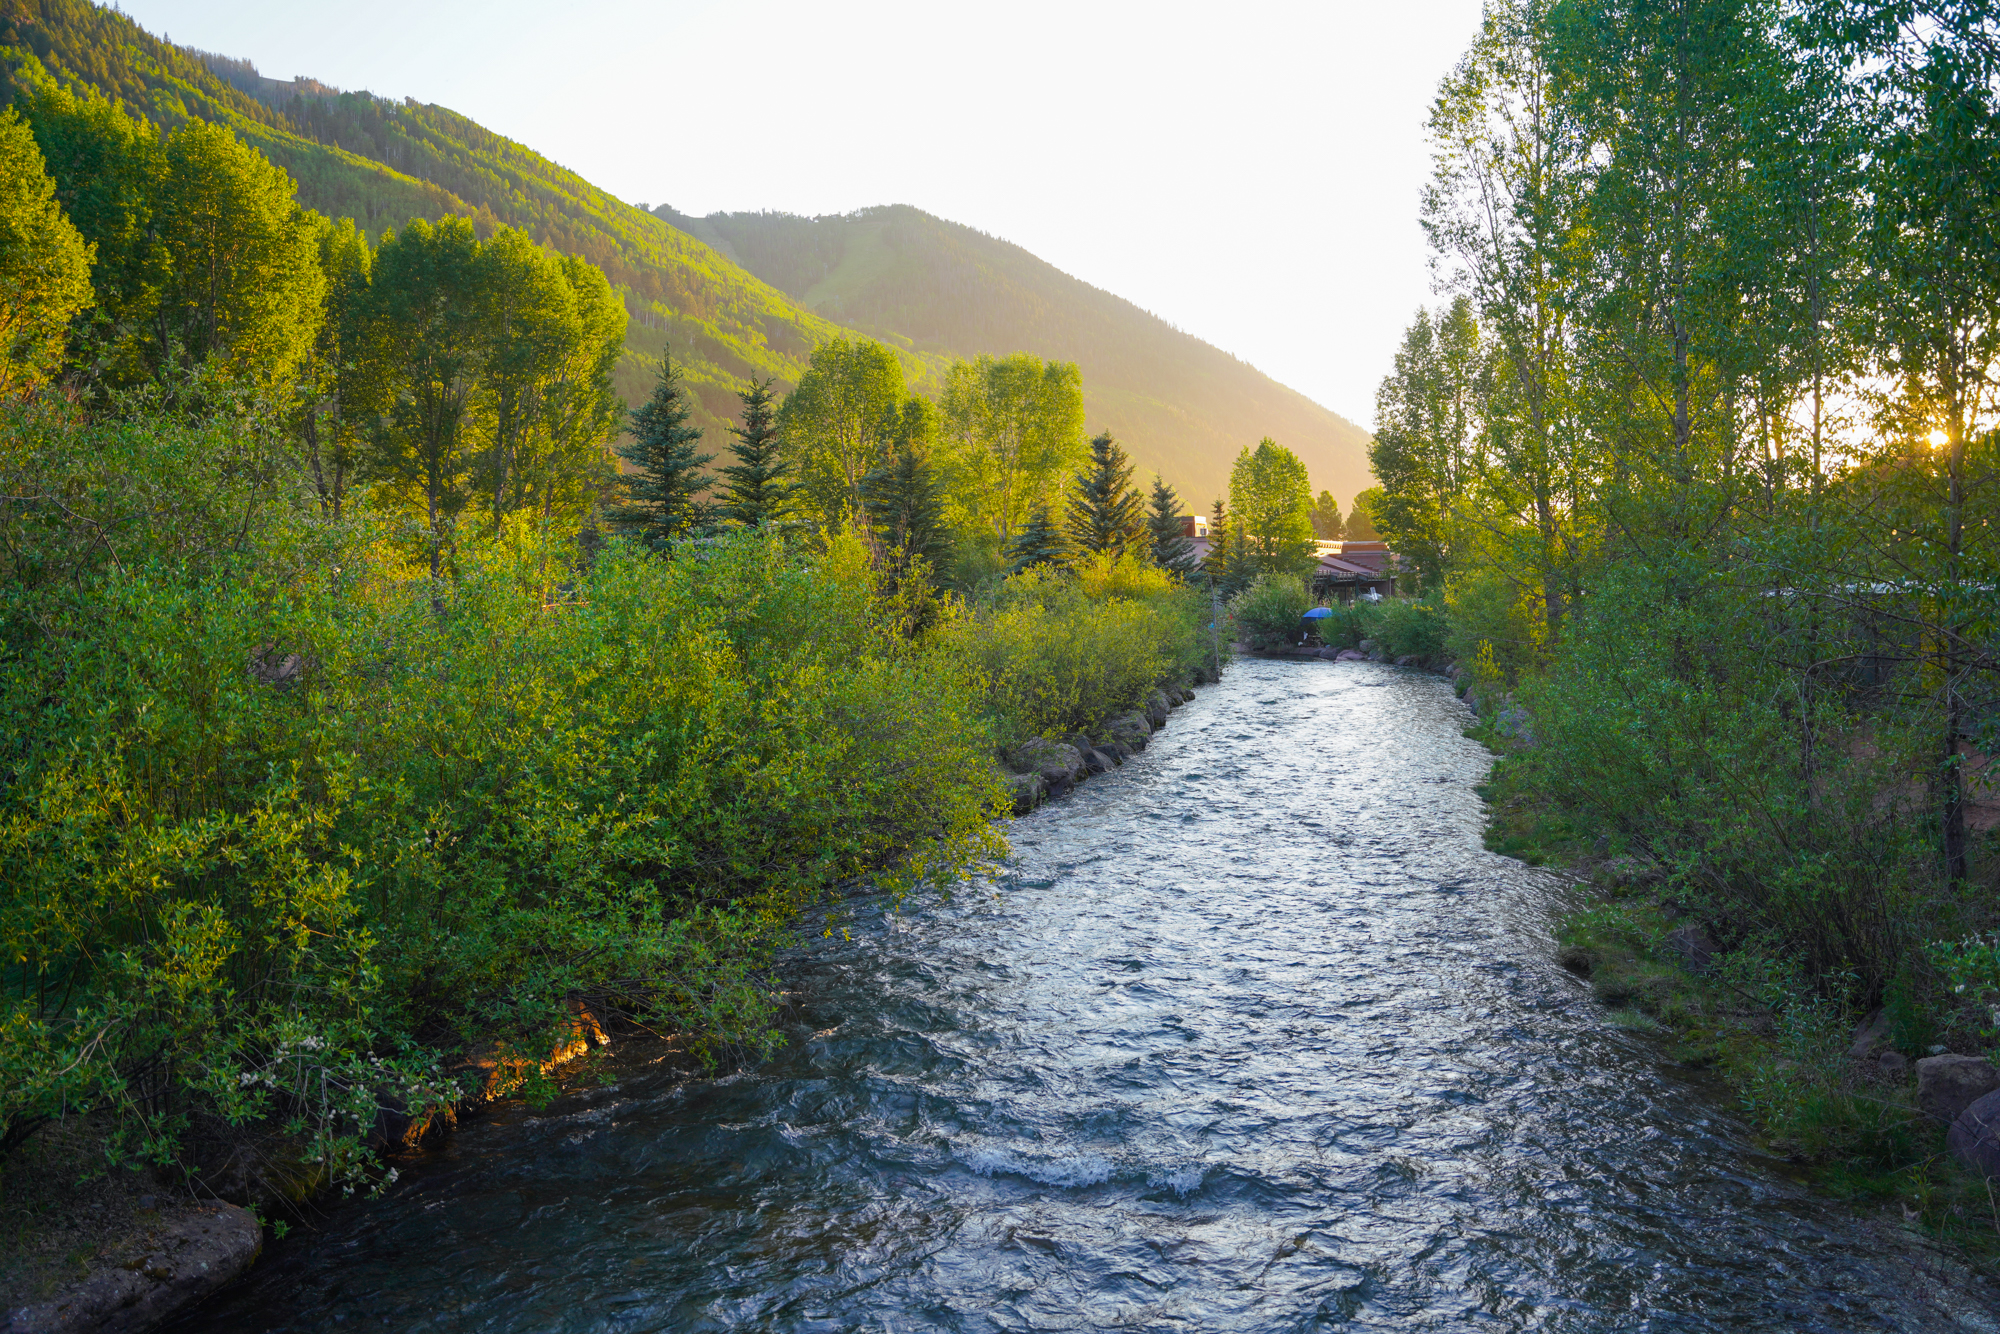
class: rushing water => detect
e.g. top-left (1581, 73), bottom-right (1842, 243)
top-left (179, 659), bottom-right (1998, 1333)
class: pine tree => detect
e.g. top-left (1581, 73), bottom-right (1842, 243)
top-left (1064, 430), bottom-right (1146, 558)
top-left (1145, 474), bottom-right (1197, 577)
top-left (1203, 497), bottom-right (1231, 588)
top-left (1006, 503), bottom-right (1072, 574)
top-left (717, 376), bottom-right (790, 527)
top-left (611, 347), bottom-right (713, 547)
top-left (861, 437), bottom-right (952, 585)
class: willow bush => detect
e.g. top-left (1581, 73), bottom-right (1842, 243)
top-left (0, 399), bottom-right (1008, 1186)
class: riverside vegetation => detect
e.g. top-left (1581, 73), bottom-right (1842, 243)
top-left (1352, 0), bottom-right (2000, 1260)
top-left (0, 59), bottom-right (1224, 1300)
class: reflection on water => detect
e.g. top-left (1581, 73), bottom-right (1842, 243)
top-left (176, 660), bottom-right (1998, 1332)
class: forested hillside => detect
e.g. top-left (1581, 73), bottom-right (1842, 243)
top-left (667, 204), bottom-right (1375, 506)
top-left (0, 0), bottom-right (943, 438)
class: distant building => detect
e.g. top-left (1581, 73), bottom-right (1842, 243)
top-left (1179, 513), bottom-right (1209, 539)
top-left (1180, 537), bottom-right (1398, 602)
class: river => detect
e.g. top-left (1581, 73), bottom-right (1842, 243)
top-left (176, 658), bottom-right (1999, 1332)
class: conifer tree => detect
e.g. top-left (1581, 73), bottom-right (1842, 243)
top-left (717, 376), bottom-right (790, 526)
top-left (1065, 430), bottom-right (1146, 558)
top-left (861, 401), bottom-right (952, 585)
top-left (612, 347), bottom-right (713, 547)
top-left (1203, 497), bottom-right (1231, 588)
top-left (1145, 474), bottom-right (1198, 576)
top-left (1006, 502), bottom-right (1072, 574)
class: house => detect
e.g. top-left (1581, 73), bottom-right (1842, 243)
top-left (1180, 536), bottom-right (1399, 602)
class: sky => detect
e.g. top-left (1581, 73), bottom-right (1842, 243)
top-left (118, 0), bottom-right (1487, 428)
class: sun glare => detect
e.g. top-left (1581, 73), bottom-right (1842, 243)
top-left (1928, 428), bottom-right (1950, 446)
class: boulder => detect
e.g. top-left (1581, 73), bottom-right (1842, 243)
top-left (1335, 649), bottom-right (1366, 663)
top-left (1948, 1088), bottom-right (2000, 1182)
top-left (1104, 712), bottom-right (1152, 750)
top-left (1007, 737), bottom-right (1084, 786)
top-left (1317, 646), bottom-right (1341, 660)
top-left (1146, 690), bottom-right (1172, 728)
top-left (1395, 654), bottom-right (1417, 667)
top-left (1878, 1050), bottom-right (1909, 1079)
top-left (1916, 1053), bottom-right (2000, 1125)
top-left (1006, 771), bottom-right (1046, 814)
top-left (1358, 638), bottom-right (1376, 653)
top-left (1847, 1008), bottom-right (1891, 1060)
top-left (1103, 741), bottom-right (1134, 763)
top-left (6, 1204), bottom-right (263, 1334)
top-left (1081, 748), bottom-right (1114, 775)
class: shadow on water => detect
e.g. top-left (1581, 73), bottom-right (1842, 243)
top-left (173, 659), bottom-right (2000, 1333)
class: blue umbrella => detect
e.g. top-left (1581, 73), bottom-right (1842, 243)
top-left (1301, 607), bottom-right (1333, 619)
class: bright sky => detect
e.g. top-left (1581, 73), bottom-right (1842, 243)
top-left (119, 0), bottom-right (1486, 429)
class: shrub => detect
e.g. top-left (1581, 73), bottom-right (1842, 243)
top-left (1230, 573), bottom-right (1310, 651)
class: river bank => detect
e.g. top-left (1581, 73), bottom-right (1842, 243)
top-left (149, 656), bottom-right (2000, 1333)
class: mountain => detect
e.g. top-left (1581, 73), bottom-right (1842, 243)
top-left (0, 0), bottom-right (1372, 506)
top-left (665, 205), bottom-right (1375, 507)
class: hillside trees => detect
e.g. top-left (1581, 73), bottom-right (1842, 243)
top-left (1311, 489), bottom-right (1344, 540)
top-left (0, 108), bottom-right (92, 396)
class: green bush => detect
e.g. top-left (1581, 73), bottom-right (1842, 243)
top-left (1229, 573), bottom-right (1310, 651)
top-left (941, 554), bottom-right (1204, 744)
top-left (0, 400), bottom-right (1009, 1186)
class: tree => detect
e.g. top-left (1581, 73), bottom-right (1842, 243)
top-left (1311, 490), bottom-right (1344, 540)
top-left (1065, 430), bottom-right (1146, 558)
top-left (1005, 503), bottom-right (1072, 574)
top-left (1346, 488), bottom-right (1383, 540)
top-left (1228, 438), bottom-right (1317, 579)
top-left (717, 376), bottom-right (790, 527)
top-left (0, 108), bottom-right (93, 397)
top-left (363, 216), bottom-right (491, 582)
top-left (522, 253), bottom-right (626, 529)
top-left (476, 226), bottom-right (578, 534)
top-left (295, 215), bottom-right (376, 518)
top-left (18, 84), bottom-right (160, 384)
top-left (1370, 298), bottom-right (1486, 589)
top-left (938, 352), bottom-right (1087, 542)
top-left (1203, 497), bottom-right (1234, 590)
top-left (152, 120), bottom-right (324, 382)
top-left (862, 397), bottom-right (952, 592)
top-left (612, 346), bottom-right (713, 548)
top-left (779, 337), bottom-right (905, 529)
top-left (1146, 474), bottom-right (1198, 576)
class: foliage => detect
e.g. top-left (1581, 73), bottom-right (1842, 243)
top-left (716, 376), bottom-right (790, 528)
top-left (612, 347), bottom-right (713, 547)
top-left (1227, 437), bottom-right (1317, 580)
top-left (1145, 473), bottom-right (1197, 576)
top-left (1230, 573), bottom-right (1312, 651)
top-left (1005, 503), bottom-right (1072, 575)
top-left (938, 352), bottom-right (1086, 543)
top-left (0, 397), bottom-right (1012, 1183)
top-left (0, 106), bottom-right (90, 396)
top-left (1311, 489), bottom-right (1344, 540)
top-left (941, 561), bottom-right (1203, 744)
top-left (1065, 430), bottom-right (1145, 559)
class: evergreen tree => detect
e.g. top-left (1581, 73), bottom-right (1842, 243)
top-left (1006, 502), bottom-right (1072, 574)
top-left (612, 347), bottom-right (713, 547)
top-left (1064, 429), bottom-right (1146, 557)
top-left (1145, 474), bottom-right (1198, 576)
top-left (862, 399), bottom-right (952, 584)
top-left (1311, 489), bottom-right (1345, 540)
top-left (717, 376), bottom-right (790, 526)
top-left (1202, 498), bottom-right (1232, 588)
